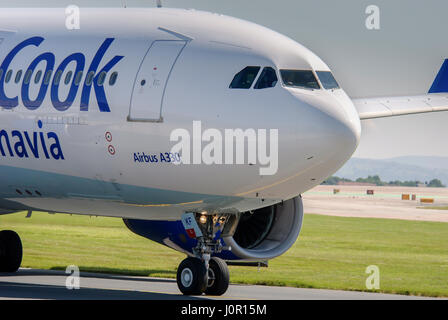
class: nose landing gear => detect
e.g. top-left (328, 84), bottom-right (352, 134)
top-left (176, 213), bottom-right (236, 296)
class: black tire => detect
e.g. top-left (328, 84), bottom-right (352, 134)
top-left (205, 257), bottom-right (229, 296)
top-left (0, 230), bottom-right (23, 273)
top-left (177, 257), bottom-right (207, 295)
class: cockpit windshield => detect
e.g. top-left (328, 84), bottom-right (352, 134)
top-left (254, 67), bottom-right (278, 89)
top-left (280, 70), bottom-right (320, 90)
top-left (316, 71), bottom-right (340, 90)
top-left (229, 66), bottom-right (260, 89)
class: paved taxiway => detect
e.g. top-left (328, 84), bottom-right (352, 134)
top-left (303, 185), bottom-right (448, 222)
top-left (0, 269), bottom-right (437, 300)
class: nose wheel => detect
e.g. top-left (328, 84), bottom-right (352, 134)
top-left (205, 257), bottom-right (230, 296)
top-left (176, 256), bottom-right (229, 296)
top-left (177, 257), bottom-right (208, 295)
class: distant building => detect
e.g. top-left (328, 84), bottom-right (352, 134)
top-left (417, 183), bottom-right (427, 188)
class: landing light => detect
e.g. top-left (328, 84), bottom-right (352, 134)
top-left (199, 215), bottom-right (207, 224)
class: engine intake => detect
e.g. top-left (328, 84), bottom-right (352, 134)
top-left (223, 196), bottom-right (303, 261)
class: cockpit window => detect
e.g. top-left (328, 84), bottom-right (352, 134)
top-left (229, 66), bottom-right (260, 89)
top-left (254, 67), bottom-right (278, 89)
top-left (316, 71), bottom-right (340, 90)
top-left (280, 70), bottom-right (320, 89)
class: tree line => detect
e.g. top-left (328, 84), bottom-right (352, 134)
top-left (322, 175), bottom-right (446, 188)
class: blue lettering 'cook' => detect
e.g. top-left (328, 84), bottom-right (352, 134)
top-left (0, 120), bottom-right (64, 160)
top-left (0, 37), bottom-right (124, 112)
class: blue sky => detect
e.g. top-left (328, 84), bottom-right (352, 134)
top-left (1, 0), bottom-right (448, 159)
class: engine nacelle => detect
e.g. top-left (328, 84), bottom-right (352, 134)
top-left (123, 196), bottom-right (304, 261)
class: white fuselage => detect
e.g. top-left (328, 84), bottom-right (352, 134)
top-left (0, 8), bottom-right (360, 220)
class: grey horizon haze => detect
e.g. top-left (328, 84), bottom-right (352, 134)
top-left (1, 0), bottom-right (447, 159)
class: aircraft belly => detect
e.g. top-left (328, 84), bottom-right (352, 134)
top-left (0, 164), bottom-right (280, 220)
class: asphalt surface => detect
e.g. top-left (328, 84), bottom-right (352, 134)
top-left (0, 268), bottom-right (436, 300)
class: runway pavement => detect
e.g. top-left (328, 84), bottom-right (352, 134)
top-left (0, 268), bottom-right (436, 300)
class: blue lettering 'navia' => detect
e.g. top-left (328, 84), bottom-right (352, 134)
top-left (0, 37), bottom-right (124, 112)
top-left (0, 120), bottom-right (64, 160)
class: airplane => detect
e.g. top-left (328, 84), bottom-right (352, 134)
top-left (0, 6), bottom-right (447, 296)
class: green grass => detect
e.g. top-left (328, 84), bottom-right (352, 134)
top-left (418, 206), bottom-right (448, 210)
top-left (1, 212), bottom-right (447, 297)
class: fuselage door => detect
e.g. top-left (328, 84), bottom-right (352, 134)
top-left (129, 40), bottom-right (187, 122)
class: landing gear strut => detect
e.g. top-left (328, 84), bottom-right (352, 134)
top-left (176, 213), bottom-right (235, 296)
top-left (0, 230), bottom-right (22, 273)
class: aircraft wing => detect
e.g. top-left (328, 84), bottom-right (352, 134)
top-left (353, 93), bottom-right (448, 120)
top-left (353, 59), bottom-right (448, 120)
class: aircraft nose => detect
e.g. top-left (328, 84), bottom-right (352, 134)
top-left (300, 90), bottom-right (361, 149)
top-left (330, 90), bottom-right (362, 145)
top-left (315, 93), bottom-right (361, 162)
top-left (287, 89), bottom-right (361, 173)
top-left (246, 89), bottom-right (362, 200)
